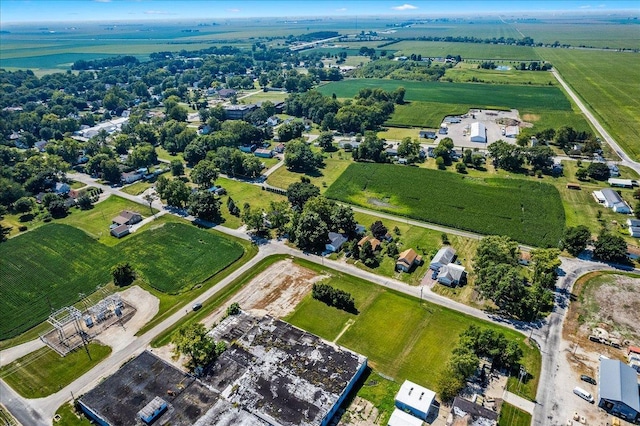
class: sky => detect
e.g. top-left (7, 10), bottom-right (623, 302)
top-left (1, 0), bottom-right (638, 23)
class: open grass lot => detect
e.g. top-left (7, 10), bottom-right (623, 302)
top-left (216, 177), bottom-right (287, 228)
top-left (392, 40), bottom-right (540, 60)
top-left (120, 180), bottom-right (152, 196)
top-left (326, 163), bottom-right (565, 247)
top-left (445, 62), bottom-right (557, 86)
top-left (54, 403), bottom-right (93, 426)
top-left (498, 402), bottom-right (532, 426)
top-left (386, 101), bottom-right (473, 128)
top-left (266, 156), bottom-right (352, 193)
top-left (0, 343), bottom-right (111, 398)
top-left (285, 259), bottom-right (541, 401)
top-left (0, 221), bottom-right (243, 340)
top-left (318, 79), bottom-right (571, 111)
top-left (537, 48), bottom-right (640, 161)
top-left (239, 90), bottom-right (288, 104)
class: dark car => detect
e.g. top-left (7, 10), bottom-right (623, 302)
top-left (431, 270), bottom-right (438, 280)
top-left (192, 302), bottom-right (202, 311)
top-left (580, 375), bottom-right (596, 385)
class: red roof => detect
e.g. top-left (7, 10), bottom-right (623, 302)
top-left (628, 346), bottom-right (640, 355)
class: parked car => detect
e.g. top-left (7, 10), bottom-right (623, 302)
top-left (580, 375), bottom-right (596, 385)
top-left (192, 302), bottom-right (202, 311)
top-left (431, 270), bottom-right (438, 280)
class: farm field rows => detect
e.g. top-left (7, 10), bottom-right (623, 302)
top-left (284, 259), bottom-right (541, 402)
top-left (0, 222), bottom-right (243, 340)
top-left (515, 22), bottom-right (640, 49)
top-left (325, 163), bottom-right (565, 247)
top-left (537, 47), bottom-right (640, 161)
top-left (391, 20), bottom-right (524, 40)
top-left (390, 40), bottom-right (540, 60)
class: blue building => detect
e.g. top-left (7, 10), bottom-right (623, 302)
top-left (598, 359), bottom-right (640, 424)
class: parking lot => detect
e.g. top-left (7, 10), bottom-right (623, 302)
top-left (438, 108), bottom-right (526, 150)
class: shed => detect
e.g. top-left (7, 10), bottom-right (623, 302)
top-left (388, 408), bottom-right (424, 426)
top-left (430, 247), bottom-right (455, 271)
top-left (437, 263), bottom-right (466, 287)
top-left (110, 224), bottom-right (130, 238)
top-left (470, 122), bottom-right (486, 143)
top-left (505, 126), bottom-right (519, 138)
top-left (326, 232), bottom-right (348, 253)
top-left (609, 178), bottom-right (635, 188)
top-left (254, 148), bottom-right (273, 158)
top-left (395, 380), bottom-right (435, 421)
top-left (597, 359), bottom-right (640, 423)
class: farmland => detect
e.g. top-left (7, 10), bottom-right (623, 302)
top-left (285, 259), bottom-right (541, 402)
top-left (0, 222), bottom-right (243, 340)
top-left (537, 48), bottom-right (640, 161)
top-left (390, 40), bottom-right (540, 60)
top-left (325, 163), bottom-right (565, 247)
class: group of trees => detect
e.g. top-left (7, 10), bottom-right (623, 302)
top-left (474, 235), bottom-right (558, 320)
top-left (171, 322), bottom-right (227, 372)
top-left (312, 283), bottom-right (357, 313)
top-left (284, 139), bottom-right (323, 172)
top-left (488, 140), bottom-right (557, 173)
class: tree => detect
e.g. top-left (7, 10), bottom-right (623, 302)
top-left (593, 233), bottom-right (628, 262)
top-left (266, 200), bottom-right (291, 235)
top-left (0, 207), bottom-right (11, 243)
top-left (77, 194), bottom-right (93, 210)
top-left (530, 248), bottom-right (561, 290)
top-left (172, 322), bottom-right (225, 371)
top-left (435, 367), bottom-right (465, 403)
top-left (242, 204), bottom-right (267, 234)
top-left (287, 181), bottom-right (320, 209)
top-left (560, 225), bottom-right (591, 256)
top-left (43, 194), bottom-right (68, 218)
top-left (292, 210), bottom-right (328, 252)
top-left (102, 159), bottom-right (122, 184)
top-left (474, 235), bottom-right (519, 273)
top-left (455, 162), bottom-right (467, 173)
top-left (526, 145), bottom-right (554, 170)
top-left (488, 140), bottom-right (524, 171)
top-left (370, 220), bottom-right (387, 239)
top-left (190, 160), bottom-right (218, 188)
top-left (158, 178), bottom-right (190, 208)
top-left (170, 159), bottom-right (184, 176)
top-left (586, 162), bottom-right (610, 181)
top-left (142, 193), bottom-right (156, 215)
top-left (397, 137), bottom-right (420, 163)
top-left (226, 302), bottom-right (241, 316)
top-left (13, 197), bottom-right (34, 214)
top-left (316, 132), bottom-right (335, 152)
top-left (284, 139), bottom-right (323, 172)
top-left (188, 190), bottom-right (221, 222)
top-left (111, 262), bottom-right (135, 287)
top-left (575, 167), bottom-right (588, 181)
top-left (129, 143), bottom-right (157, 172)
top-left (359, 240), bottom-right (378, 267)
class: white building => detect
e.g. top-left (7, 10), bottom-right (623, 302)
top-left (388, 408), bottom-right (424, 426)
top-left (395, 380), bottom-right (435, 421)
top-left (430, 247), bottom-right (455, 271)
top-left (593, 189), bottom-right (631, 214)
top-left (505, 126), bottom-right (519, 138)
top-left (608, 178), bottom-right (635, 188)
top-left (437, 263), bottom-right (466, 287)
top-left (470, 122), bottom-right (486, 143)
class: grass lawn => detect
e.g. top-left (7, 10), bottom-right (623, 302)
top-left (498, 402), bottom-right (532, 426)
top-left (216, 177), bottom-right (287, 228)
top-left (239, 90), bottom-right (288, 104)
top-left (266, 155), bottom-right (353, 193)
top-left (351, 371), bottom-right (400, 424)
top-left (391, 40), bottom-right (540, 60)
top-left (326, 163), bottom-right (566, 247)
top-left (54, 402), bottom-right (93, 426)
top-left (0, 343), bottom-right (111, 398)
top-left (120, 180), bottom-right (151, 196)
top-left (386, 101), bottom-right (472, 128)
top-left (59, 195), bottom-right (155, 246)
top-left (444, 64), bottom-right (557, 86)
top-left (156, 146), bottom-right (184, 163)
top-left (286, 259), bottom-right (541, 401)
top-left (377, 127), bottom-right (425, 141)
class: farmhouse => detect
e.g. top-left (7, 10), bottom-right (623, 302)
top-left (112, 210), bottom-right (142, 226)
top-left (597, 359), bottom-right (640, 423)
top-left (395, 380), bottom-right (436, 421)
top-left (326, 232), bottom-right (348, 253)
top-left (609, 178), bottom-right (635, 188)
top-left (430, 247), bottom-right (455, 271)
top-left (592, 189), bottom-right (631, 213)
top-left (396, 248), bottom-right (423, 273)
top-left (254, 148), bottom-right (273, 158)
top-left (358, 235), bottom-right (381, 251)
top-left (437, 263), bottom-right (466, 287)
top-left (110, 224), bottom-right (130, 238)
top-left (274, 143), bottom-right (285, 153)
top-left (470, 122), bottom-right (487, 143)
top-left (266, 116), bottom-right (279, 126)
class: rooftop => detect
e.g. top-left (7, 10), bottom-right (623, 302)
top-left (598, 359), bottom-right (640, 412)
top-left (388, 408), bottom-right (424, 426)
top-left (396, 380), bottom-right (435, 415)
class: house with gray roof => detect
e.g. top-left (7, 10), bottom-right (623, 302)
top-left (429, 247), bottom-right (455, 271)
top-left (593, 188), bottom-right (631, 214)
top-left (597, 359), bottom-right (640, 423)
top-left (326, 232), bottom-right (348, 253)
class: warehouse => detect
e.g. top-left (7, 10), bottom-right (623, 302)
top-left (598, 359), bottom-right (640, 423)
top-left (470, 122), bottom-right (487, 143)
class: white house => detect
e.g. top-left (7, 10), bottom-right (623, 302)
top-left (470, 122), bottom-right (486, 143)
top-left (266, 116), bottom-right (279, 126)
top-left (326, 232), bottom-right (348, 253)
top-left (430, 247), bottom-right (455, 271)
top-left (395, 380), bottom-right (435, 421)
top-left (437, 263), bottom-right (466, 287)
top-left (630, 227), bottom-right (640, 238)
top-left (593, 189), bottom-right (631, 213)
top-left (121, 171), bottom-right (144, 184)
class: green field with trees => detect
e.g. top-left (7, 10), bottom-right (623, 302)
top-left (0, 222), bottom-right (243, 340)
top-left (326, 163), bottom-right (565, 247)
top-left (391, 40), bottom-right (540, 60)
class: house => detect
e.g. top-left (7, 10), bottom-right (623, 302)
top-left (627, 219), bottom-right (640, 228)
top-left (609, 164), bottom-right (621, 177)
top-left (239, 144), bottom-right (256, 153)
top-left (388, 409), bottom-right (424, 426)
top-left (266, 116), bottom-right (279, 126)
top-left (447, 396), bottom-right (498, 425)
top-left (630, 227), bottom-right (640, 238)
top-left (430, 247), bottom-right (455, 271)
top-left (274, 143), bottom-right (285, 154)
top-left (217, 88), bottom-right (236, 99)
top-left (470, 122), bottom-right (487, 143)
top-left (395, 380), bottom-right (436, 421)
top-left (358, 235), bottom-right (381, 251)
top-left (597, 359), bottom-right (640, 423)
top-left (419, 130), bottom-right (437, 139)
top-left (34, 140), bottom-right (48, 152)
top-left (121, 171), bottom-right (143, 184)
top-left (385, 148), bottom-right (398, 157)
top-left (355, 224), bottom-right (367, 235)
top-left (254, 148), bottom-right (273, 158)
top-left (609, 178), bottom-right (635, 188)
top-left (54, 182), bottom-right (71, 195)
top-left (326, 232), bottom-right (348, 253)
top-left (223, 104), bottom-right (257, 120)
top-left (396, 249), bottom-right (423, 273)
top-left (112, 210), bottom-right (142, 226)
top-left (593, 189), bottom-right (631, 213)
top-left (505, 126), bottom-right (519, 138)
top-left (110, 224), bottom-right (130, 238)
top-left (437, 263), bottom-right (466, 286)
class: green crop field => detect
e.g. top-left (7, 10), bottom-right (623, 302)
top-left (516, 22), bottom-right (640, 50)
top-left (0, 222), bottom-right (243, 340)
top-left (391, 40), bottom-right (540, 60)
top-left (391, 20), bottom-right (524, 40)
top-left (318, 79), bottom-right (572, 111)
top-left (285, 259), bottom-right (541, 402)
top-left (325, 163), bottom-right (565, 247)
top-left (537, 48), bottom-right (640, 161)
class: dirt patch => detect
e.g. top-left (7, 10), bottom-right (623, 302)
top-left (337, 397), bottom-right (380, 426)
top-left (521, 113), bottom-right (540, 122)
top-left (367, 197), bottom-right (394, 208)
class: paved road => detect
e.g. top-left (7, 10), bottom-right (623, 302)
top-left (552, 69), bottom-right (640, 171)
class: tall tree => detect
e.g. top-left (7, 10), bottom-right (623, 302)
top-left (172, 323), bottom-right (225, 371)
top-left (560, 225), bottom-right (591, 256)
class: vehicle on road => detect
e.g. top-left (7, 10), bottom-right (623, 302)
top-left (580, 375), bottom-right (596, 385)
top-left (573, 386), bottom-right (595, 403)
top-left (192, 302), bottom-right (202, 311)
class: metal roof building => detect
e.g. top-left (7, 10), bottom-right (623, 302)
top-left (395, 380), bottom-right (436, 421)
top-left (470, 122), bottom-right (486, 143)
top-left (597, 359), bottom-right (640, 423)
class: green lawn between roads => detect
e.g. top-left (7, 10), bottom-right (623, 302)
top-left (0, 343), bottom-right (111, 398)
top-left (0, 221), bottom-right (244, 340)
top-left (325, 162), bottom-right (565, 248)
top-left (498, 402), bottom-right (533, 426)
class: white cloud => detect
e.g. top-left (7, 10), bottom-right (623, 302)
top-left (579, 4), bottom-right (592, 8)
top-left (336, 7), bottom-right (347, 12)
top-left (227, 8), bottom-right (241, 13)
top-left (94, 0), bottom-right (112, 3)
top-left (392, 3), bottom-right (418, 11)
top-left (597, 3), bottom-right (606, 7)
top-left (145, 10), bottom-right (170, 15)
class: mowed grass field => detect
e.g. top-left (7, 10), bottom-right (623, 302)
top-left (325, 163), bottom-right (565, 247)
top-left (285, 259), bottom-right (541, 402)
top-left (537, 48), bottom-right (640, 161)
top-left (0, 222), bottom-right (243, 340)
top-left (391, 40), bottom-right (540, 60)
top-left (498, 403), bottom-right (532, 426)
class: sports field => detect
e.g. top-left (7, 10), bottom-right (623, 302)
top-left (285, 259), bottom-right (541, 401)
top-left (325, 163), bottom-right (565, 247)
top-left (0, 222), bottom-right (243, 340)
top-left (537, 48), bottom-right (640, 161)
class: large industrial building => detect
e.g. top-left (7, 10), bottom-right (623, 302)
top-left (598, 359), bottom-right (640, 423)
top-left (470, 122), bottom-right (487, 143)
top-left (79, 314), bottom-right (367, 426)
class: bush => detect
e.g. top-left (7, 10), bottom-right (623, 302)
top-left (312, 283), bottom-right (357, 313)
top-left (18, 225), bottom-right (27, 232)
top-left (455, 162), bottom-right (467, 173)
